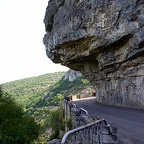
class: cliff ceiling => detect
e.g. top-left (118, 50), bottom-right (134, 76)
top-left (43, 0), bottom-right (144, 108)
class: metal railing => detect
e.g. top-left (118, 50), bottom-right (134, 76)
top-left (61, 97), bottom-right (117, 144)
top-left (80, 108), bottom-right (89, 115)
top-left (61, 118), bottom-right (107, 144)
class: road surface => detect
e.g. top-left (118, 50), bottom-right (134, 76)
top-left (73, 97), bottom-right (144, 144)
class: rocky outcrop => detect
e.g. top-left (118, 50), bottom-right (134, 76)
top-left (62, 70), bottom-right (82, 82)
top-left (43, 0), bottom-right (144, 108)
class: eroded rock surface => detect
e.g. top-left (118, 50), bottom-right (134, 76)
top-left (43, 0), bottom-right (144, 108)
top-left (62, 70), bottom-right (82, 82)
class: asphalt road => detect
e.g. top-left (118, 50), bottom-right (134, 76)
top-left (73, 97), bottom-right (144, 144)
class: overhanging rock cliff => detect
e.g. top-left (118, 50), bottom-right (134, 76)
top-left (43, 0), bottom-right (144, 109)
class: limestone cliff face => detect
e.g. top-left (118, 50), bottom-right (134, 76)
top-left (62, 70), bottom-right (82, 82)
top-left (43, 0), bottom-right (144, 108)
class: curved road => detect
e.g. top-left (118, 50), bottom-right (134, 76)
top-left (73, 97), bottom-right (144, 144)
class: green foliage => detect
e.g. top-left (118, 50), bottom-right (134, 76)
top-left (46, 14), bottom-right (54, 32)
top-left (2, 72), bottom-right (91, 143)
top-left (81, 79), bottom-right (90, 85)
top-left (48, 77), bottom-right (91, 98)
top-left (45, 0), bottom-right (65, 32)
top-left (3, 72), bottom-right (65, 108)
top-left (48, 94), bottom-right (64, 106)
top-left (0, 86), bottom-right (41, 144)
top-left (46, 23), bottom-right (53, 32)
top-left (30, 107), bottom-right (51, 144)
top-left (48, 107), bottom-right (65, 140)
top-left (65, 118), bottom-right (72, 130)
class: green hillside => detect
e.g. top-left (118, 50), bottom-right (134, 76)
top-left (2, 72), bottom-right (65, 108)
top-left (2, 72), bottom-right (91, 109)
top-left (2, 72), bottom-right (92, 143)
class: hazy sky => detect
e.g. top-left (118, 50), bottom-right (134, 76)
top-left (0, 0), bottom-right (68, 83)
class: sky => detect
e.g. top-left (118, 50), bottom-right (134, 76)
top-left (0, 0), bottom-right (69, 83)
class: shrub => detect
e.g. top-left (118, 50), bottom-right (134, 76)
top-left (0, 85), bottom-right (41, 144)
top-left (48, 107), bottom-right (65, 140)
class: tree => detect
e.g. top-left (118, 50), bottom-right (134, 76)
top-left (51, 94), bottom-right (64, 106)
top-left (0, 85), bottom-right (41, 144)
top-left (48, 107), bottom-right (65, 139)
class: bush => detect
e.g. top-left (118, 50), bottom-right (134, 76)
top-left (49, 94), bottom-right (64, 106)
top-left (48, 107), bottom-right (65, 140)
top-left (0, 85), bottom-right (41, 144)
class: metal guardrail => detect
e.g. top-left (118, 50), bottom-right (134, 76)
top-left (72, 103), bottom-right (77, 108)
top-left (61, 97), bottom-right (117, 144)
top-left (80, 108), bottom-right (89, 115)
top-left (61, 118), bottom-right (106, 144)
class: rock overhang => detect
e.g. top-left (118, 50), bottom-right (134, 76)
top-left (43, 0), bottom-right (144, 108)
